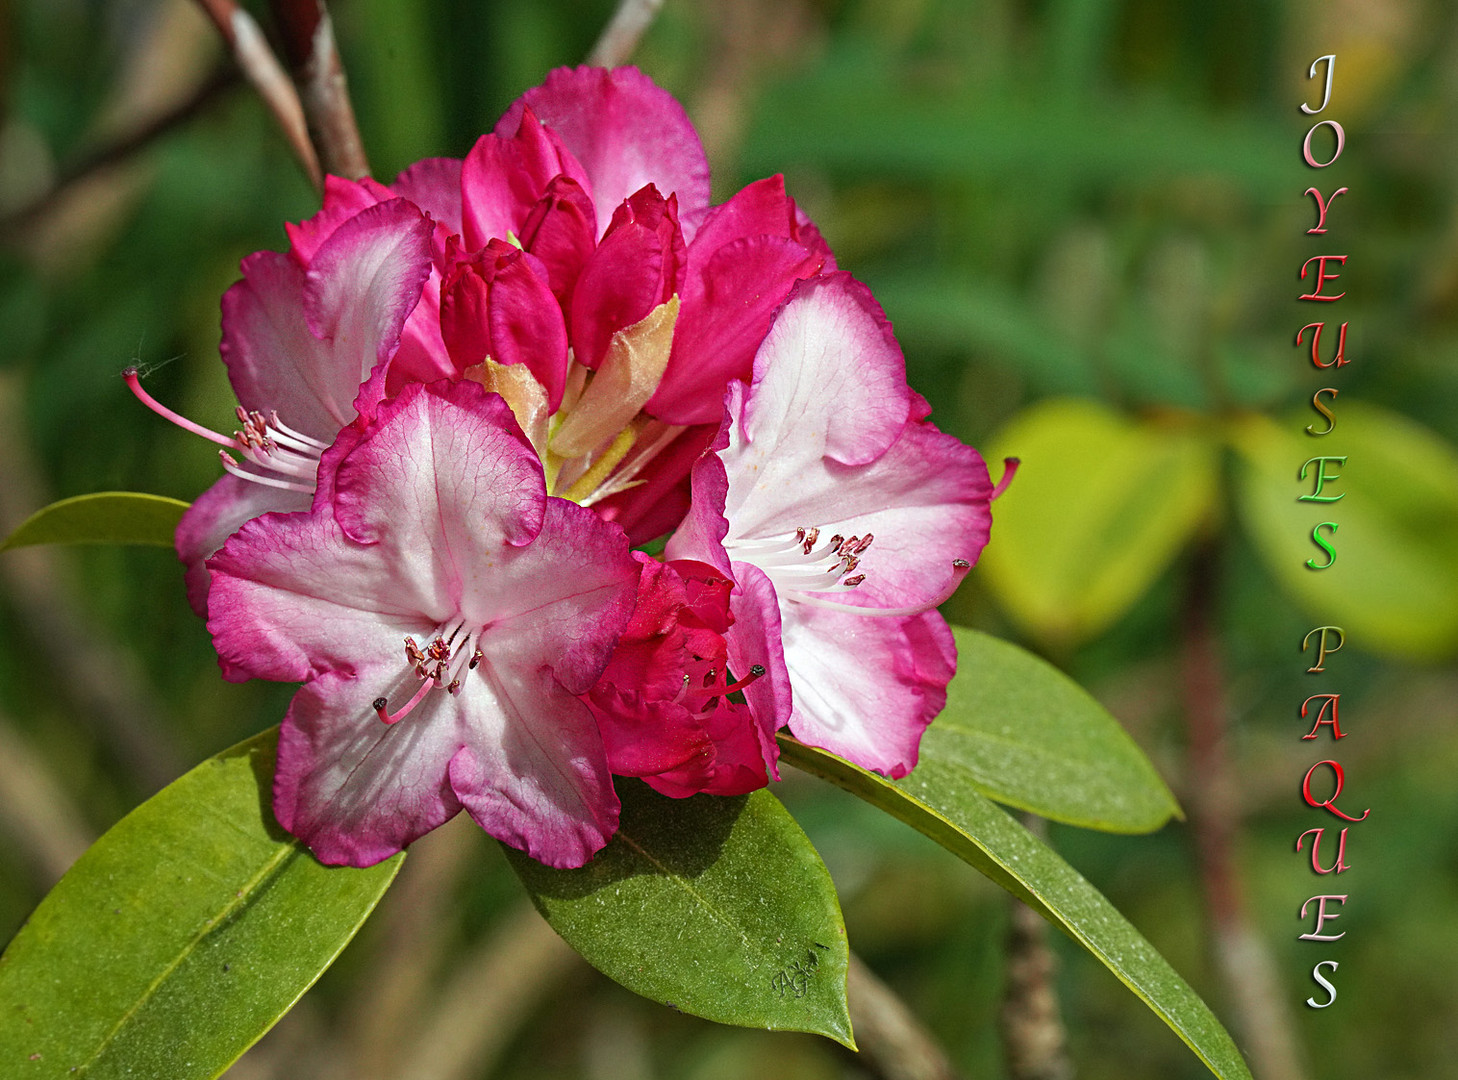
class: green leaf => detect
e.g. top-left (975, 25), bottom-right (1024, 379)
top-left (1, 492), bottom-right (189, 551)
top-left (933, 626), bottom-right (1180, 832)
top-left (979, 398), bottom-right (1218, 647)
top-left (779, 738), bottom-right (1251, 1080)
top-left (1230, 405), bottom-right (1458, 660)
top-left (0, 728), bottom-right (402, 1079)
top-left (505, 779), bottom-right (853, 1048)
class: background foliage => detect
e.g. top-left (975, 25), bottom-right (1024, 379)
top-left (2, 0), bottom-right (1454, 1077)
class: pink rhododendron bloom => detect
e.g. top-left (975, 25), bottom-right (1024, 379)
top-left (666, 273), bottom-right (995, 777)
top-left (127, 198), bottom-right (438, 612)
top-left (133, 66), bottom-right (831, 613)
top-left (132, 64), bottom-right (1002, 867)
top-left (207, 380), bottom-right (639, 868)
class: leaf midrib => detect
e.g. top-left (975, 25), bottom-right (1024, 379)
top-left (74, 839), bottom-right (303, 1074)
top-left (614, 831), bottom-right (762, 961)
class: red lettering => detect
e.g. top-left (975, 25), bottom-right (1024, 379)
top-left (1301, 694), bottom-right (1344, 739)
top-left (1299, 256), bottom-right (1347, 301)
top-left (1305, 186), bottom-right (1348, 234)
top-left (1302, 760), bottom-right (1370, 822)
top-left (1296, 322), bottom-right (1348, 368)
top-left (1296, 827), bottom-right (1351, 874)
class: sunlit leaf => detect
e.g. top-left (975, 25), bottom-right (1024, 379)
top-left (934, 626), bottom-right (1180, 832)
top-left (980, 398), bottom-right (1218, 647)
top-left (1230, 405), bottom-right (1458, 660)
top-left (1, 492), bottom-right (188, 551)
top-left (779, 738), bottom-right (1250, 1080)
top-left (0, 728), bottom-right (402, 1079)
top-left (506, 779), bottom-right (853, 1048)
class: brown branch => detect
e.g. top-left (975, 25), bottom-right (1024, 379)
top-left (848, 952), bottom-right (964, 1080)
top-left (1181, 540), bottom-right (1309, 1080)
top-left (393, 900), bottom-right (583, 1080)
top-left (0, 376), bottom-right (185, 792)
top-left (0, 707), bottom-right (94, 890)
top-left (0, 65), bottom-right (239, 238)
top-left (268, 0), bottom-right (369, 179)
top-left (999, 820), bottom-right (1074, 1080)
top-left (191, 0), bottom-right (322, 188)
top-left (586, 0), bottom-right (666, 68)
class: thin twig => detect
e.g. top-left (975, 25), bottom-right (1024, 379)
top-left (0, 376), bottom-right (185, 792)
top-left (848, 952), bottom-right (964, 1080)
top-left (393, 900), bottom-right (584, 1080)
top-left (0, 707), bottom-right (94, 890)
top-left (1182, 540), bottom-right (1308, 1080)
top-left (586, 0), bottom-right (666, 67)
top-left (267, 0), bottom-right (369, 179)
top-left (191, 0), bottom-right (322, 188)
top-left (0, 66), bottom-right (239, 238)
top-left (324, 814), bottom-right (480, 1080)
top-left (999, 818), bottom-right (1074, 1080)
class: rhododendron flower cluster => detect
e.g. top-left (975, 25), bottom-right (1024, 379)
top-left (130, 66), bottom-right (994, 869)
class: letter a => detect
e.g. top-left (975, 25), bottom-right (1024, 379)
top-left (1301, 694), bottom-right (1344, 739)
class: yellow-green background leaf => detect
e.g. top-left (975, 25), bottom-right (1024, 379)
top-left (1230, 404), bottom-right (1458, 660)
top-left (980, 398), bottom-right (1218, 648)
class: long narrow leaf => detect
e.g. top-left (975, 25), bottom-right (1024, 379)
top-left (779, 737), bottom-right (1251, 1080)
top-left (933, 626), bottom-right (1180, 832)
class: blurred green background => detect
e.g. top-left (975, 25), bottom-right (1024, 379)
top-left (2, 1), bottom-right (1456, 1077)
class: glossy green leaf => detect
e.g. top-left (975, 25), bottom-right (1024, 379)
top-left (1, 492), bottom-right (189, 551)
top-left (1230, 405), bottom-right (1458, 660)
top-left (0, 728), bottom-right (402, 1079)
top-left (505, 779), bottom-right (853, 1048)
top-left (979, 398), bottom-right (1218, 648)
top-left (934, 626), bottom-right (1180, 832)
top-left (779, 738), bottom-right (1251, 1080)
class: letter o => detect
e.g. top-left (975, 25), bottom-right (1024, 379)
top-left (1303, 120), bottom-right (1345, 168)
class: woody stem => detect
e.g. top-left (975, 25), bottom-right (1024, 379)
top-left (1181, 538), bottom-right (1309, 1080)
top-left (267, 0), bottom-right (370, 179)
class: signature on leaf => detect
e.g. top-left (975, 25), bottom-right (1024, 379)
top-left (770, 944), bottom-right (828, 998)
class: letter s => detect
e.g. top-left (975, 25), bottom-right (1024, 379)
top-left (1306, 522), bottom-right (1338, 570)
top-left (1306, 387), bottom-right (1338, 436)
top-left (1306, 960), bottom-right (1339, 1008)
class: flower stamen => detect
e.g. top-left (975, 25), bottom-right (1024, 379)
top-left (375, 628), bottom-right (481, 723)
top-left (125, 366), bottom-right (324, 495)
